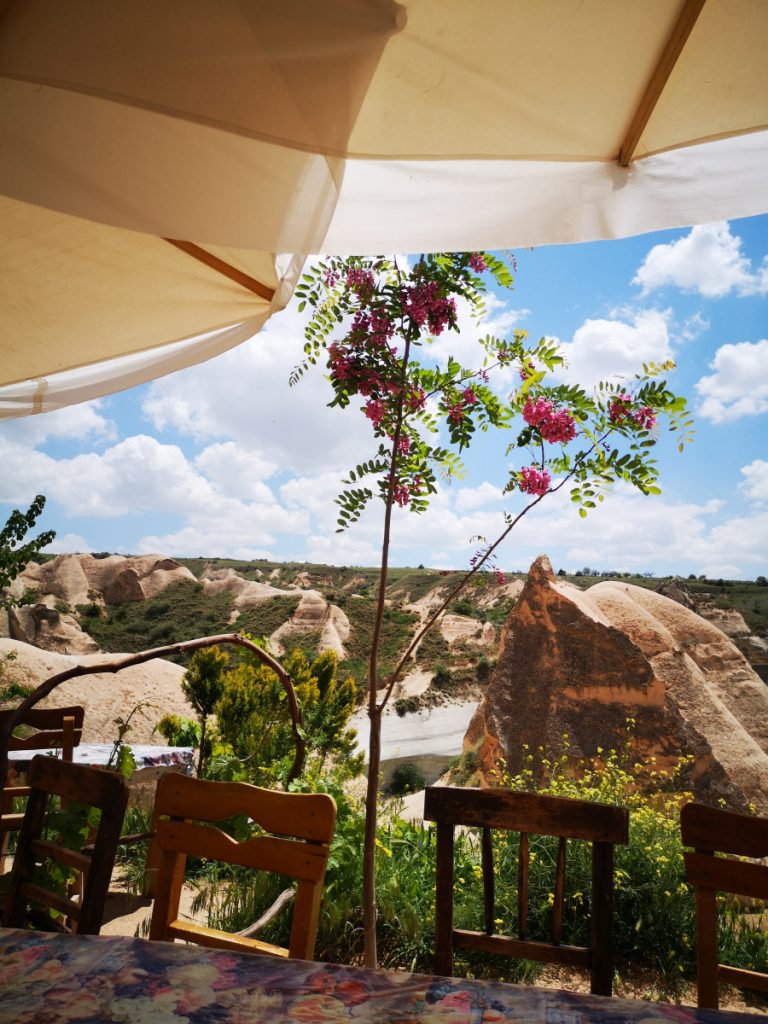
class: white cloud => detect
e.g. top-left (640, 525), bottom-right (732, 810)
top-left (0, 401), bottom-right (115, 446)
top-left (633, 222), bottom-right (768, 298)
top-left (44, 532), bottom-right (92, 554)
top-left (56, 435), bottom-right (219, 518)
top-left (679, 311), bottom-right (709, 343)
top-left (136, 498), bottom-right (308, 558)
top-left (695, 340), bottom-right (768, 422)
top-left (454, 481), bottom-right (505, 513)
top-left (142, 300), bottom-right (371, 476)
top-left (556, 309), bottom-right (673, 388)
top-left (739, 460), bottom-right (768, 503)
top-left (195, 442), bottom-right (277, 502)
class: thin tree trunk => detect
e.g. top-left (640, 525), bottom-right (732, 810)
top-left (362, 703), bottom-right (382, 967)
top-left (197, 717), bottom-right (207, 777)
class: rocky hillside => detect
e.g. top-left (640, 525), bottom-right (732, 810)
top-left (0, 554), bottom-right (510, 709)
top-left (466, 556), bottom-right (768, 814)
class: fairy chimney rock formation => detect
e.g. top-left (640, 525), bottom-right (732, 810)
top-left (465, 555), bottom-right (768, 814)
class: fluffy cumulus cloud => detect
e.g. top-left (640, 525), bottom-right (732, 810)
top-left (633, 222), bottom-right (768, 298)
top-left (136, 497), bottom-right (308, 558)
top-left (195, 442), bottom-right (277, 502)
top-left (454, 481), bottom-right (505, 513)
top-left (45, 532), bottom-right (93, 554)
top-left (739, 460), bottom-right (768, 503)
top-left (695, 339), bottom-right (768, 422)
top-left (555, 308), bottom-right (673, 388)
top-left (141, 301), bottom-right (371, 476)
top-left (0, 401), bottom-right (115, 446)
top-left (486, 483), bottom-right (764, 579)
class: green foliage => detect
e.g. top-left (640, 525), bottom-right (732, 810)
top-left (450, 750), bottom-right (480, 786)
top-left (197, 731), bottom-right (766, 989)
top-left (155, 714), bottom-right (201, 748)
top-left (215, 647), bottom-right (362, 787)
top-left (0, 495), bottom-right (55, 609)
top-left (340, 597), bottom-right (418, 690)
top-left (235, 595), bottom-right (301, 641)
top-left (78, 580), bottom-right (234, 656)
top-left (390, 763), bottom-right (426, 795)
top-left (0, 650), bottom-right (33, 704)
top-left (182, 646), bottom-right (228, 774)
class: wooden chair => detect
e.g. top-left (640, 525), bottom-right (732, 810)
top-left (0, 705), bottom-right (84, 871)
top-left (1, 754), bottom-right (129, 934)
top-left (424, 786), bottom-right (629, 995)
top-left (681, 802), bottom-right (768, 1010)
top-left (148, 773), bottom-right (337, 960)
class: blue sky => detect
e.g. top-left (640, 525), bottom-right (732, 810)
top-left (1, 217), bottom-right (766, 579)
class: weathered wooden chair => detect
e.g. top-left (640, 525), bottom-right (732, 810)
top-left (2, 755), bottom-right (129, 934)
top-left (148, 772), bottom-right (337, 960)
top-left (681, 802), bottom-right (768, 1010)
top-left (424, 786), bottom-right (629, 995)
top-left (0, 705), bottom-right (84, 871)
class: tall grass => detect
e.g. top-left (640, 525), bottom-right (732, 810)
top-left (126, 733), bottom-right (767, 997)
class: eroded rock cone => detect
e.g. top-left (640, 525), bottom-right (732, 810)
top-left (465, 555), bottom-right (768, 813)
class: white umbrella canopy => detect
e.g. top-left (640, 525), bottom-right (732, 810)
top-left (1, 0), bottom-right (767, 417)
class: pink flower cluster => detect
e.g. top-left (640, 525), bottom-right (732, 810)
top-left (519, 465), bottom-right (551, 496)
top-left (522, 398), bottom-right (577, 444)
top-left (609, 393), bottom-right (657, 430)
top-left (364, 399), bottom-right (385, 427)
top-left (469, 253), bottom-right (487, 273)
top-left (633, 405), bottom-right (657, 430)
top-left (391, 474), bottom-right (421, 508)
top-left (404, 281), bottom-right (456, 335)
top-left (393, 483), bottom-right (410, 507)
top-left (346, 267), bottom-right (375, 297)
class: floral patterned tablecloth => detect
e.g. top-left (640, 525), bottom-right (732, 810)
top-left (0, 928), bottom-right (763, 1024)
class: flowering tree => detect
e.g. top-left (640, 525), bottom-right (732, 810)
top-left (293, 252), bottom-right (691, 966)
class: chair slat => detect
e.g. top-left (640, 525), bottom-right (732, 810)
top-left (518, 832), bottom-right (529, 940)
top-left (425, 786), bottom-right (628, 996)
top-left (682, 801), bottom-right (768, 1010)
top-left (149, 774), bottom-right (336, 961)
top-left (157, 820), bottom-right (330, 882)
top-left (2, 755), bottom-right (128, 936)
top-left (424, 786), bottom-right (628, 844)
top-left (684, 851), bottom-right (768, 902)
top-left (552, 836), bottom-right (566, 945)
top-left (682, 802), bottom-right (768, 859)
top-left (454, 928), bottom-right (591, 968)
top-left (481, 826), bottom-right (494, 935)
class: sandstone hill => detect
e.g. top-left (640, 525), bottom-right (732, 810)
top-left (0, 637), bottom-right (188, 745)
top-left (466, 556), bottom-right (768, 814)
top-left (0, 555), bottom-right (507, 740)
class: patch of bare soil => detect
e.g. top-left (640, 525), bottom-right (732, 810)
top-left (535, 963), bottom-right (766, 1016)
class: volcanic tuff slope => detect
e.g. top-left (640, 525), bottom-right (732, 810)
top-left (466, 556), bottom-right (768, 813)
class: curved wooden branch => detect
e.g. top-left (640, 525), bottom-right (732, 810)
top-left (0, 633), bottom-right (306, 802)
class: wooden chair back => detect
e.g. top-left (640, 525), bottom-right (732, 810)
top-left (681, 802), bottom-right (768, 1009)
top-left (0, 705), bottom-right (85, 869)
top-left (148, 773), bottom-right (337, 960)
top-left (1, 754), bottom-right (128, 934)
top-left (424, 786), bottom-right (629, 995)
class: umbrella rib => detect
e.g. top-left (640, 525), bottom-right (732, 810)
top-left (618, 0), bottom-right (707, 167)
top-left (163, 238), bottom-right (275, 302)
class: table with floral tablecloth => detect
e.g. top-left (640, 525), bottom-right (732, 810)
top-left (0, 928), bottom-right (764, 1024)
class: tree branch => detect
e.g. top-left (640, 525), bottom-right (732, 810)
top-left (0, 633), bottom-right (306, 800)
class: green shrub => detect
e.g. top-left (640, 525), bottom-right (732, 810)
top-left (390, 763), bottom-right (425, 795)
